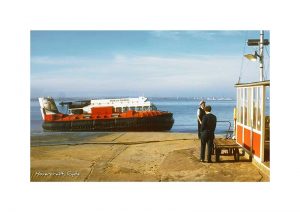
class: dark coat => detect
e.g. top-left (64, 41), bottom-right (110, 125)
top-left (201, 113), bottom-right (217, 139)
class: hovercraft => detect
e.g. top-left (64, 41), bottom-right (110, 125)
top-left (38, 97), bottom-right (174, 131)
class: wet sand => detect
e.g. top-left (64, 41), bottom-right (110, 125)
top-left (30, 132), bottom-right (269, 182)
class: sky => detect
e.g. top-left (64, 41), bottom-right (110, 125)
top-left (31, 30), bottom-right (270, 98)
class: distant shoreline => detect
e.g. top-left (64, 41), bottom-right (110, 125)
top-left (30, 97), bottom-right (236, 101)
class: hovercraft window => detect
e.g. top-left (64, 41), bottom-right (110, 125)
top-left (151, 105), bottom-right (157, 111)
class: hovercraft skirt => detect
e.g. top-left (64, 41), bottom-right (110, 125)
top-left (42, 113), bottom-right (174, 132)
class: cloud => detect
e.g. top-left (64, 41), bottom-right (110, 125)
top-left (149, 31), bottom-right (244, 41)
top-left (31, 56), bottom-right (87, 65)
top-left (150, 31), bottom-right (217, 41)
top-left (149, 31), bottom-right (182, 40)
top-left (31, 54), bottom-right (260, 97)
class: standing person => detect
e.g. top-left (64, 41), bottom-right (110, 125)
top-left (200, 105), bottom-right (217, 163)
top-left (197, 100), bottom-right (206, 139)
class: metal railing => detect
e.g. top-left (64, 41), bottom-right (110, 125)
top-left (217, 121), bottom-right (233, 139)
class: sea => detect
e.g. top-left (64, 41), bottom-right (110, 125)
top-left (30, 97), bottom-right (270, 135)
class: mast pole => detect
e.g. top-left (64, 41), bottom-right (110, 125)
top-left (259, 30), bottom-right (264, 81)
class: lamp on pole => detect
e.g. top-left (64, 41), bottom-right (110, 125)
top-left (244, 30), bottom-right (268, 82)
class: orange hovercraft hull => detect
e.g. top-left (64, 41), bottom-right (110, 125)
top-left (42, 107), bottom-right (174, 132)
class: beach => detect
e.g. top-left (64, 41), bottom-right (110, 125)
top-left (31, 132), bottom-right (269, 182)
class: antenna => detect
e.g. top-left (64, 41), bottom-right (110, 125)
top-left (259, 30), bottom-right (264, 81)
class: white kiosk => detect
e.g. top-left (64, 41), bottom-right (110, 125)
top-left (235, 31), bottom-right (270, 168)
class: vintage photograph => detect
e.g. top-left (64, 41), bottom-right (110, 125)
top-left (30, 30), bottom-right (270, 182)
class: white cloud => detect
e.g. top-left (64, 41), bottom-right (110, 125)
top-left (31, 54), bottom-right (261, 97)
top-left (31, 56), bottom-right (88, 65)
top-left (149, 31), bottom-right (244, 41)
top-left (150, 31), bottom-right (216, 40)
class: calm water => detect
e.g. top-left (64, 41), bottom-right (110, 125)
top-left (30, 97), bottom-right (270, 135)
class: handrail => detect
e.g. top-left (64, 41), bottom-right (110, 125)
top-left (217, 121), bottom-right (233, 139)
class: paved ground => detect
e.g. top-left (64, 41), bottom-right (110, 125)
top-left (30, 132), bottom-right (269, 182)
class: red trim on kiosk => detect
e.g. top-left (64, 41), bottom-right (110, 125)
top-left (244, 128), bottom-right (251, 151)
top-left (237, 124), bottom-right (243, 145)
top-left (252, 132), bottom-right (261, 157)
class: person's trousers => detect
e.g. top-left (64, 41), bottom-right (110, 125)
top-left (200, 132), bottom-right (214, 162)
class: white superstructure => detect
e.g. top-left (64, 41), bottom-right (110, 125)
top-left (82, 96), bottom-right (157, 113)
